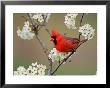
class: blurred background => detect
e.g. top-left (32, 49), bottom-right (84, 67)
top-left (13, 13), bottom-right (97, 75)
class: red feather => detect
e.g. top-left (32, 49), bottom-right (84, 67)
top-left (50, 28), bottom-right (80, 52)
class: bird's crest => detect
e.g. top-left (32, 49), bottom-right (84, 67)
top-left (51, 28), bottom-right (59, 37)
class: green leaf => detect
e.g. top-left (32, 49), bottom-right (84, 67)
top-left (17, 26), bottom-right (23, 31)
top-left (56, 55), bottom-right (61, 61)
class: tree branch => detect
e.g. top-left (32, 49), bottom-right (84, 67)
top-left (51, 13), bottom-right (86, 75)
top-left (79, 13), bottom-right (85, 40)
top-left (80, 13), bottom-right (85, 26)
top-left (51, 39), bottom-right (87, 75)
top-left (27, 13), bottom-right (52, 75)
top-left (27, 13), bottom-right (49, 57)
top-left (42, 14), bottom-right (51, 35)
top-left (42, 14), bottom-right (52, 75)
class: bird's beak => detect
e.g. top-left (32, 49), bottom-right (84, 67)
top-left (50, 38), bottom-right (54, 41)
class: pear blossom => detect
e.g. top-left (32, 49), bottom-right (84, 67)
top-left (48, 48), bottom-right (71, 62)
top-left (79, 24), bottom-right (95, 40)
top-left (45, 13), bottom-right (51, 22)
top-left (14, 61), bottom-right (46, 76)
top-left (29, 13), bottom-right (51, 23)
top-left (17, 21), bottom-right (35, 40)
top-left (64, 13), bottom-right (78, 29)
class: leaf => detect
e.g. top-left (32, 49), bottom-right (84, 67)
top-left (56, 55), bottom-right (61, 61)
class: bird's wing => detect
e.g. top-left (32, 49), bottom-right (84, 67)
top-left (61, 37), bottom-right (79, 52)
top-left (65, 37), bottom-right (80, 44)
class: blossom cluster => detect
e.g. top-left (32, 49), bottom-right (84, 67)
top-left (64, 13), bottom-right (78, 30)
top-left (14, 61), bottom-right (46, 76)
top-left (48, 48), bottom-right (71, 62)
top-left (79, 24), bottom-right (95, 40)
top-left (29, 13), bottom-right (51, 23)
top-left (17, 21), bottom-right (35, 40)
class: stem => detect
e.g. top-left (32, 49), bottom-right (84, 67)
top-left (46, 28), bottom-right (50, 35)
top-left (21, 16), bottom-right (28, 21)
top-left (27, 13), bottom-right (52, 75)
top-left (80, 13), bottom-right (84, 26)
top-left (35, 34), bottom-right (48, 58)
top-left (27, 13), bottom-right (49, 57)
top-left (48, 59), bottom-right (52, 75)
top-left (51, 13), bottom-right (86, 75)
top-left (51, 39), bottom-right (87, 75)
top-left (79, 13), bottom-right (84, 40)
top-left (27, 13), bottom-right (37, 31)
top-left (42, 14), bottom-right (52, 75)
top-left (79, 33), bottom-right (82, 41)
top-left (51, 51), bottom-right (74, 75)
top-left (42, 14), bottom-right (51, 35)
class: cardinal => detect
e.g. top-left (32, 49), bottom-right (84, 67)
top-left (50, 28), bottom-right (87, 52)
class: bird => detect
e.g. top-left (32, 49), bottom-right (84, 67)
top-left (50, 28), bottom-right (87, 52)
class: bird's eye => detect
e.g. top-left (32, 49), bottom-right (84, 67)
top-left (51, 36), bottom-right (54, 38)
top-left (51, 36), bottom-right (53, 38)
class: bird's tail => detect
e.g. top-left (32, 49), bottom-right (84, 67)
top-left (74, 39), bottom-right (87, 51)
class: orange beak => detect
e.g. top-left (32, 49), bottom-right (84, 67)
top-left (50, 38), bottom-right (54, 41)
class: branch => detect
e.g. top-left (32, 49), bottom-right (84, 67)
top-left (35, 34), bottom-right (48, 57)
top-left (27, 13), bottom-right (38, 31)
top-left (42, 14), bottom-right (52, 75)
top-left (27, 13), bottom-right (49, 57)
top-left (80, 13), bottom-right (85, 26)
top-left (51, 13), bottom-right (86, 75)
top-left (51, 39), bottom-right (87, 75)
top-left (79, 13), bottom-right (85, 40)
top-left (21, 16), bottom-right (28, 21)
top-left (51, 51), bottom-right (74, 75)
top-left (27, 13), bottom-right (52, 75)
top-left (42, 14), bottom-right (51, 35)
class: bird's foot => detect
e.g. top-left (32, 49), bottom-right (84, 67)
top-left (59, 60), bottom-right (60, 64)
top-left (72, 49), bottom-right (76, 53)
top-left (64, 59), bottom-right (67, 62)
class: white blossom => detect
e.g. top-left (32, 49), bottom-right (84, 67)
top-left (64, 13), bottom-right (78, 30)
top-left (29, 13), bottom-right (51, 23)
top-left (79, 24), bottom-right (95, 40)
top-left (48, 48), bottom-right (71, 62)
top-left (17, 21), bottom-right (35, 40)
top-left (14, 61), bottom-right (46, 76)
top-left (14, 66), bottom-right (27, 76)
top-left (32, 13), bottom-right (44, 23)
top-left (32, 62), bottom-right (37, 67)
top-left (14, 71), bottom-right (19, 75)
top-left (67, 13), bottom-right (78, 18)
top-left (17, 66), bottom-right (26, 71)
top-left (44, 13), bottom-right (51, 22)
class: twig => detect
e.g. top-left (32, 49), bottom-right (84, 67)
top-left (42, 14), bottom-right (51, 35)
top-left (27, 13), bottom-right (49, 57)
top-left (51, 39), bottom-right (87, 75)
top-left (21, 16), bottom-right (28, 21)
top-left (27, 13), bottom-right (52, 75)
top-left (48, 59), bottom-right (52, 75)
top-left (46, 28), bottom-right (50, 35)
top-left (79, 13), bottom-right (85, 40)
top-left (42, 14), bottom-right (52, 75)
top-left (51, 51), bottom-right (74, 75)
top-left (27, 13), bottom-right (37, 31)
top-left (80, 13), bottom-right (85, 26)
top-left (51, 13), bottom-right (86, 75)
top-left (35, 33), bottom-right (48, 58)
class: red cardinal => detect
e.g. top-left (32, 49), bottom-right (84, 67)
top-left (50, 28), bottom-right (86, 52)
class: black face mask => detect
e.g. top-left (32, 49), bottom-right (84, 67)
top-left (51, 36), bottom-right (57, 45)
